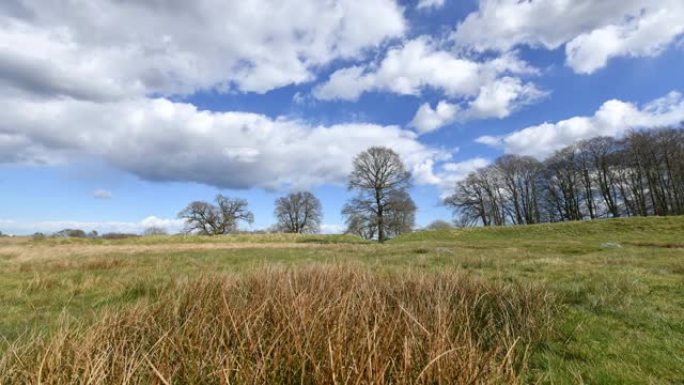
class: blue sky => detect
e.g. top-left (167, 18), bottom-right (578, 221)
top-left (1, 0), bottom-right (683, 235)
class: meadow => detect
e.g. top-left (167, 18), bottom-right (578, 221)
top-left (0, 216), bottom-right (682, 384)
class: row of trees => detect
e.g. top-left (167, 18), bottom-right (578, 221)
top-left (178, 192), bottom-right (327, 235)
top-left (445, 128), bottom-right (684, 226)
top-left (178, 147), bottom-right (418, 242)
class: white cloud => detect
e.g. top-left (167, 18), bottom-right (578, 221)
top-left (315, 37), bottom-right (537, 101)
top-left (0, 94), bottom-right (453, 190)
top-left (453, 0), bottom-right (684, 74)
top-left (315, 36), bottom-right (543, 129)
top-left (0, 216), bottom-right (184, 235)
top-left (408, 77), bottom-right (546, 134)
top-left (477, 91), bottom-right (684, 158)
top-left (0, 0), bottom-right (406, 98)
top-left (92, 189), bottom-right (113, 199)
top-left (320, 224), bottom-right (345, 234)
top-left (565, 6), bottom-right (684, 74)
top-left (416, 0), bottom-right (445, 11)
top-left (434, 157), bottom-right (491, 195)
top-left (410, 101), bottom-right (459, 134)
top-left (467, 76), bottom-right (547, 119)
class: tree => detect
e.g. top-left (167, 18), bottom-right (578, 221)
top-left (54, 229), bottom-right (87, 238)
top-left (425, 220), bottom-right (453, 230)
top-left (344, 147), bottom-right (413, 242)
top-left (274, 191), bottom-right (322, 233)
top-left (143, 226), bottom-right (168, 236)
top-left (343, 189), bottom-right (416, 239)
top-left (495, 155), bottom-right (543, 224)
top-left (178, 194), bottom-right (254, 235)
top-left (444, 126), bottom-right (684, 226)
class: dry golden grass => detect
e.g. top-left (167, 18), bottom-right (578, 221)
top-left (0, 242), bottom-right (342, 264)
top-left (0, 265), bottom-right (553, 384)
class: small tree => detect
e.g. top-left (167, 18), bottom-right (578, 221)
top-left (425, 220), bottom-right (453, 230)
top-left (54, 229), bottom-right (87, 238)
top-left (143, 226), bottom-right (168, 236)
top-left (274, 191), bottom-right (322, 233)
top-left (178, 194), bottom-right (254, 235)
top-left (344, 147), bottom-right (414, 242)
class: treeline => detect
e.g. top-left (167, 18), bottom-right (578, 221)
top-left (445, 128), bottom-right (684, 226)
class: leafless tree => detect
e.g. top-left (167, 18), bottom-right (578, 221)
top-left (446, 126), bottom-right (684, 226)
top-left (143, 226), bottom-right (168, 236)
top-left (344, 147), bottom-right (413, 242)
top-left (178, 195), bottom-right (254, 235)
top-left (495, 155), bottom-right (544, 224)
top-left (384, 189), bottom-right (416, 237)
top-left (425, 219), bottom-right (453, 230)
top-left (274, 191), bottom-right (322, 233)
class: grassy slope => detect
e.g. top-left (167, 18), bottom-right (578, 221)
top-left (393, 217), bottom-right (684, 384)
top-left (1, 216), bottom-right (683, 384)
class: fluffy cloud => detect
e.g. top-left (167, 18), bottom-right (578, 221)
top-left (410, 101), bottom-right (459, 134)
top-left (315, 37), bottom-right (537, 101)
top-left (0, 216), bottom-right (184, 236)
top-left (453, 0), bottom-right (684, 73)
top-left (0, 94), bottom-right (453, 190)
top-left (416, 0), bottom-right (445, 11)
top-left (467, 77), bottom-right (547, 119)
top-left (315, 37), bottom-right (543, 130)
top-left (565, 6), bottom-right (684, 74)
top-left (477, 91), bottom-right (684, 158)
top-left (433, 157), bottom-right (491, 194)
top-left (408, 78), bottom-right (546, 134)
top-left (0, 0), bottom-right (406, 98)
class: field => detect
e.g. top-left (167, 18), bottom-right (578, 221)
top-left (0, 217), bottom-right (683, 384)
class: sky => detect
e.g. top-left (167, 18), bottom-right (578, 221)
top-left (1, 0), bottom-right (684, 235)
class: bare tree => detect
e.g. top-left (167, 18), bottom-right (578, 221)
top-left (343, 189), bottom-right (416, 239)
top-left (495, 155), bottom-right (543, 224)
top-left (274, 191), bottom-right (322, 233)
top-left (143, 226), bottom-right (168, 236)
top-left (178, 195), bottom-right (254, 235)
top-left (445, 126), bottom-right (684, 226)
top-left (425, 220), bottom-right (453, 230)
top-left (384, 189), bottom-right (416, 237)
top-left (344, 147), bottom-right (413, 242)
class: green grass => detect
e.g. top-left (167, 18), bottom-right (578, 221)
top-left (1, 216), bottom-right (683, 383)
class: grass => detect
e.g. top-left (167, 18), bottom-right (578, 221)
top-left (0, 216), bottom-right (682, 383)
top-left (0, 266), bottom-right (553, 384)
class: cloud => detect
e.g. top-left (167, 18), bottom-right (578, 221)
top-left (410, 101), bottom-right (459, 134)
top-left (453, 0), bottom-right (684, 74)
top-left (467, 77), bottom-right (548, 119)
top-left (320, 224), bottom-right (345, 234)
top-left (315, 37), bottom-right (538, 101)
top-left (433, 157), bottom-right (491, 195)
top-left (0, 216), bottom-right (184, 235)
top-left (416, 0), bottom-right (445, 11)
top-left (315, 36), bottom-right (543, 130)
top-left (565, 6), bottom-right (684, 74)
top-left (0, 94), bottom-right (454, 190)
top-left (408, 77), bottom-right (546, 134)
top-left (92, 189), bottom-right (113, 199)
top-left (477, 91), bottom-right (684, 158)
top-left (0, 0), bottom-right (406, 99)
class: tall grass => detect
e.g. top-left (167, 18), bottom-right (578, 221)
top-left (0, 265), bottom-right (554, 384)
